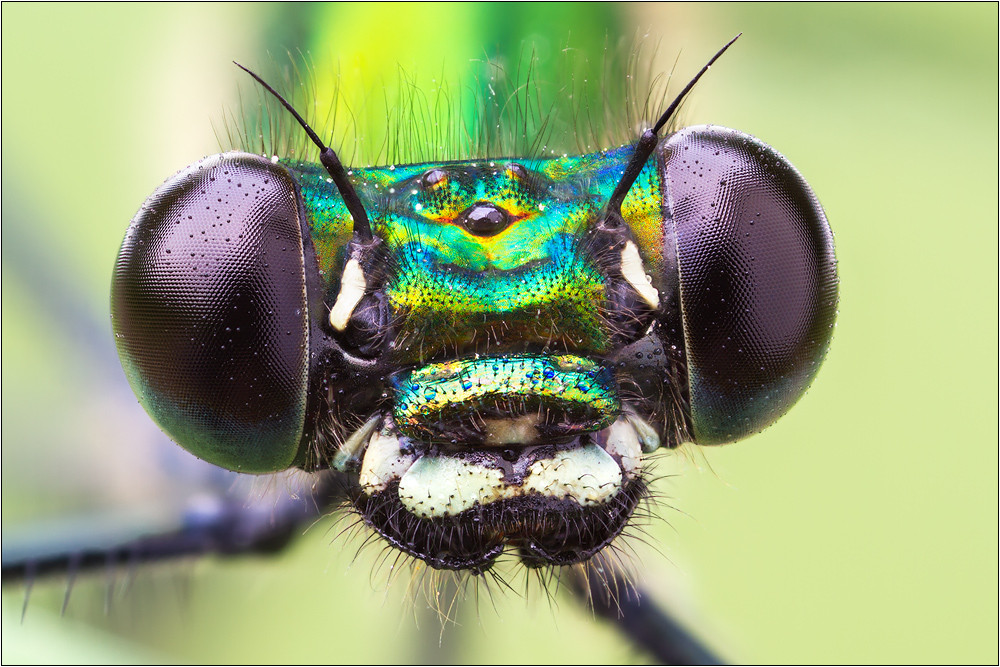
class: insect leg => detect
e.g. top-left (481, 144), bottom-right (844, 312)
top-left (567, 558), bottom-right (724, 665)
top-left (1, 470), bottom-right (350, 585)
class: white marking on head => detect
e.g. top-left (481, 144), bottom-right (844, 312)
top-left (394, 442), bottom-right (626, 519)
top-left (621, 241), bottom-right (660, 309)
top-left (624, 412), bottom-right (662, 453)
top-left (524, 444), bottom-right (622, 505)
top-left (332, 413), bottom-right (382, 472)
top-left (359, 429), bottom-right (418, 494)
top-left (602, 419), bottom-right (643, 474)
top-left (398, 456), bottom-right (505, 517)
top-left (329, 259), bottom-right (366, 332)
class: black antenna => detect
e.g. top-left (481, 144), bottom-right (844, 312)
top-left (606, 34), bottom-right (742, 217)
top-left (234, 62), bottom-right (373, 242)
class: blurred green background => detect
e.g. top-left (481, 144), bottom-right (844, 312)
top-left (2, 3), bottom-right (996, 663)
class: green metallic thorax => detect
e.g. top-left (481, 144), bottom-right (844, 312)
top-left (284, 145), bottom-right (662, 362)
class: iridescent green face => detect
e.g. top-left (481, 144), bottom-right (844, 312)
top-left (282, 147), bottom-right (668, 569)
top-left (116, 124), bottom-right (836, 572)
top-left (291, 147), bottom-right (664, 361)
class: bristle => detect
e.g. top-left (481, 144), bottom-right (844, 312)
top-left (20, 563), bottom-right (35, 622)
top-left (60, 555), bottom-right (79, 616)
top-left (326, 453), bottom-right (674, 627)
top-left (222, 35), bottom-right (683, 168)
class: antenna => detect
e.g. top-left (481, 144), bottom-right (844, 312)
top-left (234, 62), bottom-right (374, 242)
top-left (606, 34), bottom-right (742, 217)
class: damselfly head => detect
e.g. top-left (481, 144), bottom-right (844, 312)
top-left (111, 36), bottom-right (837, 582)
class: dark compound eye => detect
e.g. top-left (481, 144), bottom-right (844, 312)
top-left (420, 168), bottom-right (448, 190)
top-left (661, 125), bottom-right (838, 444)
top-left (111, 153), bottom-right (312, 473)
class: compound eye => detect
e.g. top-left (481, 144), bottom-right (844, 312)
top-left (663, 126), bottom-right (838, 443)
top-left (111, 153), bottom-right (310, 473)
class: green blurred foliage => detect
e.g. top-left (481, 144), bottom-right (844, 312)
top-left (2, 3), bottom-right (996, 664)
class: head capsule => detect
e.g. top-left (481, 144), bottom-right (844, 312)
top-left (111, 153), bottom-right (314, 473)
top-left (655, 125), bottom-right (838, 444)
